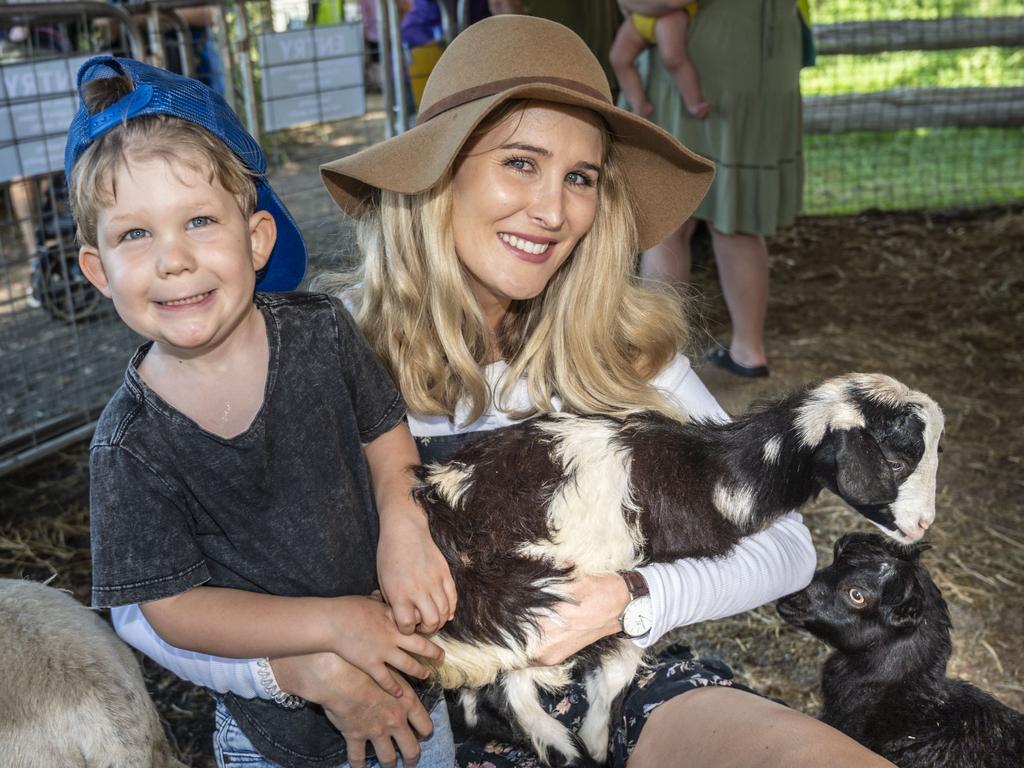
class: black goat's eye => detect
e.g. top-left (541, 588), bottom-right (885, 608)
top-left (888, 460), bottom-right (904, 472)
top-left (848, 588), bottom-right (866, 605)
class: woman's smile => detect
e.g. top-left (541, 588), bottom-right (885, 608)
top-left (497, 231), bottom-right (556, 262)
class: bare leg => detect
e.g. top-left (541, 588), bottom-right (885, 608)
top-left (710, 226), bottom-right (769, 369)
top-left (8, 178), bottom-right (39, 257)
top-left (654, 11), bottom-right (710, 119)
top-left (628, 687), bottom-right (896, 768)
top-left (610, 19), bottom-right (654, 118)
top-left (639, 218), bottom-right (696, 297)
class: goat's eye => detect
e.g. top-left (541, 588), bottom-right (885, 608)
top-left (887, 460), bottom-right (904, 472)
top-left (848, 588), bottom-right (866, 605)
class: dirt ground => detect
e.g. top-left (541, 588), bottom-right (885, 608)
top-left (0, 116), bottom-right (1021, 764)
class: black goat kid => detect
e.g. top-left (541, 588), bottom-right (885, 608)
top-left (414, 373), bottom-right (944, 766)
top-left (777, 533), bottom-right (1024, 768)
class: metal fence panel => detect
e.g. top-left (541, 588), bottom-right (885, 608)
top-left (0, 1), bottom-right (238, 474)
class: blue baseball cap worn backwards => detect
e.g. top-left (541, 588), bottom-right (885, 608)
top-left (64, 55), bottom-right (306, 292)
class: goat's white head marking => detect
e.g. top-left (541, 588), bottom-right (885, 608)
top-left (888, 396), bottom-right (944, 544)
top-left (802, 374), bottom-right (945, 545)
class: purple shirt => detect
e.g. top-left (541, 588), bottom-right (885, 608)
top-left (400, 0), bottom-right (490, 48)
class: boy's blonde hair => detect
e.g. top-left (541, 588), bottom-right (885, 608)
top-left (69, 74), bottom-right (257, 247)
top-left (314, 102), bottom-right (689, 424)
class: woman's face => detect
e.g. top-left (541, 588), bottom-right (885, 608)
top-left (451, 103), bottom-right (604, 329)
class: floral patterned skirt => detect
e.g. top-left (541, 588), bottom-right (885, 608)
top-left (453, 644), bottom-right (757, 767)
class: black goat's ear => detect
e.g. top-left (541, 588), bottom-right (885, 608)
top-left (884, 589), bottom-right (923, 629)
top-left (831, 429), bottom-right (899, 506)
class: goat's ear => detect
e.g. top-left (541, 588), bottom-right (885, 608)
top-left (830, 429), bottom-right (899, 506)
top-left (883, 583), bottom-right (923, 629)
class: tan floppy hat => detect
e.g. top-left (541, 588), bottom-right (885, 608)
top-left (320, 14), bottom-right (715, 249)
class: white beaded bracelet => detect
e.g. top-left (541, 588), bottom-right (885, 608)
top-left (256, 657), bottom-right (305, 710)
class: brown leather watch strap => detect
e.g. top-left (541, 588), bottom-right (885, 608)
top-left (621, 570), bottom-right (649, 600)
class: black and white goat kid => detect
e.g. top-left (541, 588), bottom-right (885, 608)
top-left (413, 373), bottom-right (944, 765)
top-left (777, 533), bottom-right (1024, 767)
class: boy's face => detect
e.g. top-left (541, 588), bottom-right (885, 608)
top-left (79, 156), bottom-right (276, 358)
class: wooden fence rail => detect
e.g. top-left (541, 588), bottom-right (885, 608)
top-left (804, 86), bottom-right (1024, 133)
top-left (806, 17), bottom-right (1023, 133)
top-left (815, 16), bottom-right (1024, 55)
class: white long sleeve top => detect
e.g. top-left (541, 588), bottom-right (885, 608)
top-left (111, 354), bottom-right (815, 695)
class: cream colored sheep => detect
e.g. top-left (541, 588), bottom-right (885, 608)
top-left (0, 579), bottom-right (185, 767)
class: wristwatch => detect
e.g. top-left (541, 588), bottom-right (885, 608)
top-left (619, 570), bottom-right (652, 638)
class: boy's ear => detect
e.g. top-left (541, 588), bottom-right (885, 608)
top-left (249, 210), bottom-right (277, 272)
top-left (78, 245), bottom-right (112, 298)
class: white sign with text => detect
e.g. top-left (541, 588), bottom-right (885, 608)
top-left (0, 55), bottom-right (93, 182)
top-left (258, 24), bottom-right (365, 133)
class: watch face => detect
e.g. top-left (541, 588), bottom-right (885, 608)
top-left (622, 595), bottom-right (653, 637)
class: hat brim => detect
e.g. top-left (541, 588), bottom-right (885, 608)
top-left (321, 84), bottom-right (714, 250)
top-left (255, 179), bottom-right (307, 292)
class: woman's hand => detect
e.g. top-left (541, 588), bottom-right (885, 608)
top-left (377, 505), bottom-right (458, 635)
top-left (531, 572), bottom-right (632, 666)
top-left (270, 652), bottom-right (433, 768)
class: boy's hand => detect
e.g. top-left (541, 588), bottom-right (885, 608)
top-left (364, 421), bottom-right (457, 635)
top-left (327, 595), bottom-right (444, 696)
top-left (377, 508), bottom-right (457, 635)
top-left (271, 652), bottom-right (433, 768)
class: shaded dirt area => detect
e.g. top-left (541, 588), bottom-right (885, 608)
top-left (1, 202), bottom-right (1021, 765)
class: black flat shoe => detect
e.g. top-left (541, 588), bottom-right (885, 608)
top-left (706, 347), bottom-right (770, 378)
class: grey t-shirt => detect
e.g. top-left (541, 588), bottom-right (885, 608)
top-left (88, 292), bottom-right (413, 767)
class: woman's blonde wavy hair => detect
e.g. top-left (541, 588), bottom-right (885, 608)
top-left (314, 101), bottom-right (689, 425)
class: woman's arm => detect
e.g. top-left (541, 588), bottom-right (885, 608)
top-left (111, 604), bottom-right (269, 697)
top-left (635, 511), bottom-right (816, 646)
top-left (139, 586), bottom-right (439, 696)
top-left (531, 513), bottom-right (815, 663)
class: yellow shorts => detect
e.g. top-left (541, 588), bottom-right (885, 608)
top-left (631, 5), bottom-right (697, 45)
top-left (630, 13), bottom-right (658, 44)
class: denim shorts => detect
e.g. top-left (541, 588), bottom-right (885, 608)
top-left (213, 698), bottom-right (455, 768)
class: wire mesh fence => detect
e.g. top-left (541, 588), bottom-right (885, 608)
top-left (801, 0), bottom-right (1023, 213)
top-left (0, 5), bottom-right (143, 474)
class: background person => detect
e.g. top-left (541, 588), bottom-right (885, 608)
top-left (625, 0), bottom-right (804, 378)
top-left (610, 4), bottom-right (709, 119)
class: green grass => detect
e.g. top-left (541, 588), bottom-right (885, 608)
top-left (803, 127), bottom-right (1024, 214)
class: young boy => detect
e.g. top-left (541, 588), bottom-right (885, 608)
top-left (66, 56), bottom-right (456, 767)
top-left (610, 4), bottom-right (710, 119)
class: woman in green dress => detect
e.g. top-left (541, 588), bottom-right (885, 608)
top-left (625, 0), bottom-right (803, 378)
